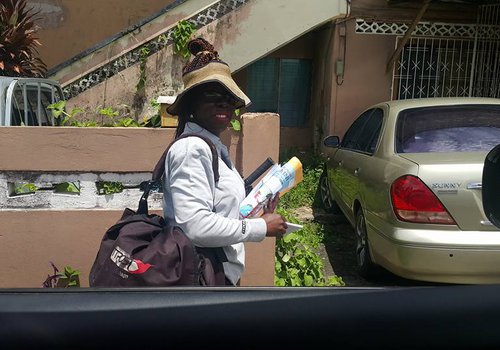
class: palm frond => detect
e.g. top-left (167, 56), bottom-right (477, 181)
top-left (0, 0), bottom-right (46, 77)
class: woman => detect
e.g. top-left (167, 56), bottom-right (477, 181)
top-left (164, 38), bottom-right (287, 286)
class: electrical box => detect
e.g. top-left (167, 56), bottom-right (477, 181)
top-left (339, 25), bottom-right (346, 37)
top-left (336, 60), bottom-right (344, 76)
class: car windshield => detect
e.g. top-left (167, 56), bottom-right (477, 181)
top-left (396, 104), bottom-right (500, 153)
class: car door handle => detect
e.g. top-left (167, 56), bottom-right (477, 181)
top-left (354, 168), bottom-right (360, 176)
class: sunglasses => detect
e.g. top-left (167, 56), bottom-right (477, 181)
top-left (199, 91), bottom-right (239, 106)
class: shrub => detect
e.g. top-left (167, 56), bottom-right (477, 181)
top-left (275, 149), bottom-right (345, 287)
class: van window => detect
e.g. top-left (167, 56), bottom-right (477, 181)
top-left (10, 84), bottom-right (60, 126)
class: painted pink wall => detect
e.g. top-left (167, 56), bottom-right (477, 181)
top-left (328, 19), bottom-right (395, 139)
top-left (32, 0), bottom-right (176, 69)
top-left (0, 113), bottom-right (280, 288)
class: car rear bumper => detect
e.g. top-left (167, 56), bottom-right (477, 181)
top-left (368, 219), bottom-right (500, 284)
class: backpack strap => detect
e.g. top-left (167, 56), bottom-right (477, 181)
top-left (138, 133), bottom-right (220, 215)
top-left (152, 133), bottom-right (220, 183)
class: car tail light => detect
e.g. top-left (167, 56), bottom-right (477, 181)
top-left (391, 175), bottom-right (456, 225)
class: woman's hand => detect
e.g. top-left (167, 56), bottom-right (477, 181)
top-left (263, 193), bottom-right (280, 214)
top-left (261, 213), bottom-right (288, 237)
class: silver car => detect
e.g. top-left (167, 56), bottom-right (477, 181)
top-left (320, 97), bottom-right (500, 284)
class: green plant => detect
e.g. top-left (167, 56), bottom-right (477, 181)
top-left (158, 33), bottom-right (168, 44)
top-left (57, 265), bottom-right (81, 287)
top-left (14, 182), bottom-right (37, 194)
top-left (141, 101), bottom-right (162, 127)
top-left (274, 209), bottom-right (344, 287)
top-left (114, 117), bottom-right (141, 127)
top-left (229, 109), bottom-right (241, 131)
top-left (273, 150), bottom-right (345, 287)
top-left (98, 106), bottom-right (143, 127)
top-left (49, 100), bottom-right (163, 128)
top-left (172, 20), bottom-right (196, 58)
top-left (54, 182), bottom-right (80, 194)
top-left (42, 262), bottom-right (80, 288)
top-left (151, 99), bottom-right (160, 109)
top-left (99, 106), bottom-right (119, 118)
top-left (47, 100), bottom-right (86, 126)
top-left (230, 119), bottom-right (241, 131)
top-left (277, 149), bottom-right (327, 210)
top-left (96, 181), bottom-right (124, 195)
top-left (0, 0), bottom-right (46, 77)
top-left (279, 147), bottom-right (327, 171)
top-left (136, 46), bottom-right (150, 92)
top-left (133, 46), bottom-right (150, 110)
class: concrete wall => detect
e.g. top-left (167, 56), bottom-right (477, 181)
top-left (30, 0), bottom-right (177, 70)
top-left (326, 18), bottom-right (395, 140)
top-left (49, 0), bottom-right (215, 87)
top-left (0, 113), bottom-right (280, 288)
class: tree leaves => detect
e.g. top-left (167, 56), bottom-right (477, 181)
top-left (172, 20), bottom-right (196, 58)
top-left (0, 0), bottom-right (47, 77)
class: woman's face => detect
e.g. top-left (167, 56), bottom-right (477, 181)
top-left (192, 85), bottom-right (240, 136)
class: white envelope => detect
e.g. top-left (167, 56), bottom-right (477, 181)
top-left (285, 222), bottom-right (303, 235)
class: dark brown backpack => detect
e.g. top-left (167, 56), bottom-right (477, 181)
top-left (89, 134), bottom-right (227, 287)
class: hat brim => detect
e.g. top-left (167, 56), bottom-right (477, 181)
top-left (167, 62), bottom-right (251, 115)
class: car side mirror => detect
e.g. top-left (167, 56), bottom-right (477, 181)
top-left (482, 144), bottom-right (500, 229)
top-left (323, 135), bottom-right (340, 148)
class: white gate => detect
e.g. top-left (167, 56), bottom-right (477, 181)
top-left (392, 3), bottom-right (500, 99)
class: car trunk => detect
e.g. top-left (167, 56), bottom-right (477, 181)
top-left (398, 152), bottom-right (495, 231)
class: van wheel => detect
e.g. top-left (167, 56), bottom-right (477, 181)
top-left (319, 169), bottom-right (342, 214)
top-left (355, 208), bottom-right (377, 278)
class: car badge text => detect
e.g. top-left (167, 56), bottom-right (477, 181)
top-left (431, 182), bottom-right (461, 193)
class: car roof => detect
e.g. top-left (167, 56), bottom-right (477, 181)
top-left (365, 98), bottom-right (500, 125)
top-left (0, 76), bottom-right (62, 87)
top-left (378, 97), bottom-right (500, 110)
top-left (0, 76), bottom-right (18, 90)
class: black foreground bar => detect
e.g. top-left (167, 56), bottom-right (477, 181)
top-left (1, 285), bottom-right (500, 349)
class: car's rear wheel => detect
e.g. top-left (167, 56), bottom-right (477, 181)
top-left (355, 208), bottom-right (377, 278)
top-left (319, 168), bottom-right (342, 214)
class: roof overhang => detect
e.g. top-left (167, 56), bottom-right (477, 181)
top-left (388, 0), bottom-right (500, 5)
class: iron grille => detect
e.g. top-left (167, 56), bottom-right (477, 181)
top-left (393, 3), bottom-right (500, 99)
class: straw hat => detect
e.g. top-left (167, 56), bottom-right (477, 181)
top-left (167, 38), bottom-right (251, 115)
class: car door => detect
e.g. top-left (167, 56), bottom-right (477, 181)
top-left (331, 108), bottom-right (384, 220)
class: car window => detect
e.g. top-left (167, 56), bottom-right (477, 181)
top-left (341, 108), bottom-right (383, 154)
top-left (396, 105), bottom-right (500, 153)
top-left (341, 109), bottom-right (373, 150)
top-left (357, 108), bottom-right (383, 154)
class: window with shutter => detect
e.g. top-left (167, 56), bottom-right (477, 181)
top-left (247, 58), bottom-right (312, 127)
